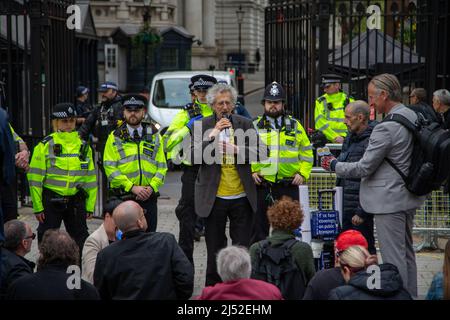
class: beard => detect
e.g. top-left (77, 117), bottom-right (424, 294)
top-left (265, 108), bottom-right (284, 118)
top-left (126, 115), bottom-right (141, 126)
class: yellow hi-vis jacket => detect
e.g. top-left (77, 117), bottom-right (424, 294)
top-left (27, 131), bottom-right (97, 213)
top-left (103, 124), bottom-right (167, 193)
top-left (314, 91), bottom-right (354, 142)
top-left (9, 123), bottom-right (24, 144)
top-left (251, 115), bottom-right (313, 182)
top-left (163, 100), bottom-right (213, 164)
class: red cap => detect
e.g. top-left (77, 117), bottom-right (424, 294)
top-left (335, 230), bottom-right (368, 252)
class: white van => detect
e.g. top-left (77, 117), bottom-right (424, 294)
top-left (148, 70), bottom-right (236, 134)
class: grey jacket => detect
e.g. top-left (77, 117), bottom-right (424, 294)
top-left (335, 104), bottom-right (426, 214)
top-left (192, 114), bottom-right (264, 217)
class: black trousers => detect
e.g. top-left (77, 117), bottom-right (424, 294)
top-left (38, 188), bottom-right (89, 254)
top-left (342, 211), bottom-right (376, 255)
top-left (1, 180), bottom-right (18, 223)
top-left (250, 183), bottom-right (299, 245)
top-left (175, 165), bottom-right (199, 264)
top-left (136, 195), bottom-right (158, 233)
top-left (205, 197), bottom-right (253, 286)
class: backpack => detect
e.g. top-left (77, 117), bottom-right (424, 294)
top-left (251, 239), bottom-right (306, 300)
top-left (382, 113), bottom-right (450, 196)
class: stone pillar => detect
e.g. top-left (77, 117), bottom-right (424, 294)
top-left (202, 0), bottom-right (215, 48)
top-left (184, 0), bottom-right (203, 41)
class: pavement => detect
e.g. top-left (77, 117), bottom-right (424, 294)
top-left (18, 170), bottom-right (444, 300)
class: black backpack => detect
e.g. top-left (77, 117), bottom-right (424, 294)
top-left (382, 113), bottom-right (450, 196)
top-left (251, 239), bottom-right (306, 300)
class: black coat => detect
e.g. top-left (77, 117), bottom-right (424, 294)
top-left (78, 94), bottom-right (123, 152)
top-left (0, 248), bottom-right (35, 298)
top-left (93, 230), bottom-right (194, 300)
top-left (6, 264), bottom-right (99, 300)
top-left (336, 121), bottom-right (377, 221)
top-left (328, 263), bottom-right (412, 300)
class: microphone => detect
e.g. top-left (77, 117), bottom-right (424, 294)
top-left (222, 114), bottom-right (231, 137)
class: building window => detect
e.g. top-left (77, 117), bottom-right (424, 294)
top-left (161, 48), bottom-right (179, 70)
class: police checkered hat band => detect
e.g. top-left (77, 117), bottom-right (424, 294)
top-left (124, 97), bottom-right (145, 107)
top-left (99, 82), bottom-right (118, 91)
top-left (51, 103), bottom-right (77, 119)
top-left (191, 74), bottom-right (217, 90)
top-left (193, 78), bottom-right (215, 88)
top-left (321, 74), bottom-right (342, 84)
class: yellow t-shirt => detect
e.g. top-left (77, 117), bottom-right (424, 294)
top-left (216, 129), bottom-right (245, 197)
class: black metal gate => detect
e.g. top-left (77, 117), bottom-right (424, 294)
top-left (0, 0), bottom-right (76, 140)
top-left (266, 0), bottom-right (450, 128)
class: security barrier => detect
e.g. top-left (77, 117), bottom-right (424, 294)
top-left (306, 168), bottom-right (450, 250)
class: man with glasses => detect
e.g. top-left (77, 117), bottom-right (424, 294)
top-left (1, 220), bottom-right (35, 298)
top-left (93, 201), bottom-right (193, 300)
top-left (314, 74), bottom-right (354, 143)
top-left (408, 88), bottom-right (437, 123)
top-left (163, 74), bottom-right (217, 265)
top-left (103, 94), bottom-right (167, 232)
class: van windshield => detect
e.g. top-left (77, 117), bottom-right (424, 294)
top-left (152, 77), bottom-right (229, 108)
top-left (152, 78), bottom-right (191, 108)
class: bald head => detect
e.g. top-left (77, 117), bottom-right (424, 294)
top-left (113, 201), bottom-right (147, 233)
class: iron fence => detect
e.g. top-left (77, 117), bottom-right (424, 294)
top-left (266, 0), bottom-right (450, 127)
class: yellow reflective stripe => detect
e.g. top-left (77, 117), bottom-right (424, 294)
top-left (302, 145), bottom-right (313, 151)
top-left (28, 180), bottom-right (43, 187)
top-left (46, 167), bottom-right (95, 176)
top-left (82, 181), bottom-right (97, 189)
top-left (278, 158), bottom-right (299, 164)
top-left (104, 160), bottom-right (117, 167)
top-left (328, 118), bottom-right (344, 122)
top-left (300, 156), bottom-right (314, 163)
top-left (44, 179), bottom-right (67, 187)
top-left (109, 171), bottom-right (123, 180)
top-left (28, 168), bottom-right (46, 175)
top-left (154, 172), bottom-right (165, 180)
top-left (114, 137), bottom-right (126, 159)
top-left (278, 145), bottom-right (298, 152)
top-left (318, 123), bottom-right (329, 131)
top-left (334, 129), bottom-right (348, 133)
top-left (315, 114), bottom-right (325, 122)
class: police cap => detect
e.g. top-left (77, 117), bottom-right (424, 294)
top-left (51, 103), bottom-right (77, 119)
top-left (190, 74), bottom-right (217, 90)
top-left (262, 81), bottom-right (286, 102)
top-left (321, 74), bottom-right (342, 86)
top-left (122, 94), bottom-right (148, 110)
top-left (76, 86), bottom-right (89, 98)
top-left (98, 81), bottom-right (119, 92)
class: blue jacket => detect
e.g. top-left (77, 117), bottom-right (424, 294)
top-left (234, 102), bottom-right (252, 119)
top-left (336, 121), bottom-right (377, 219)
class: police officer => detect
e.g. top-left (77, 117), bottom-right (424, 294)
top-left (75, 86), bottom-right (93, 127)
top-left (163, 74), bottom-right (217, 264)
top-left (251, 82), bottom-right (313, 244)
top-left (78, 81), bottom-right (123, 154)
top-left (27, 103), bottom-right (97, 252)
top-left (103, 94), bottom-right (167, 232)
top-left (314, 74), bottom-right (354, 143)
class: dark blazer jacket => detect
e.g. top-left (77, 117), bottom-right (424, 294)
top-left (192, 113), bottom-right (267, 217)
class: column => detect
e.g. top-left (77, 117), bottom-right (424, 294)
top-left (202, 0), bottom-right (216, 47)
top-left (184, 0), bottom-right (203, 41)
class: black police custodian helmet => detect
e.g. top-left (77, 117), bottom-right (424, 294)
top-left (51, 103), bottom-right (77, 119)
top-left (321, 74), bottom-right (343, 87)
top-left (190, 74), bottom-right (217, 90)
top-left (262, 81), bottom-right (286, 103)
top-left (122, 94), bottom-right (148, 110)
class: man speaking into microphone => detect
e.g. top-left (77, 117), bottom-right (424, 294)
top-left (191, 82), bottom-right (267, 286)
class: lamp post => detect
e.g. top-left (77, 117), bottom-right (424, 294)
top-left (143, 0), bottom-right (152, 86)
top-left (235, 5), bottom-right (245, 101)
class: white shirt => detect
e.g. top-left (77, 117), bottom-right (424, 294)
top-left (267, 116), bottom-right (283, 130)
top-left (127, 124), bottom-right (143, 138)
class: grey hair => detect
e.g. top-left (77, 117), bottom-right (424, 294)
top-left (3, 220), bottom-right (27, 251)
top-left (217, 246), bottom-right (251, 282)
top-left (411, 88), bottom-right (427, 102)
top-left (347, 100), bottom-right (370, 120)
top-left (433, 89), bottom-right (450, 106)
top-left (206, 83), bottom-right (238, 106)
top-left (369, 73), bottom-right (402, 102)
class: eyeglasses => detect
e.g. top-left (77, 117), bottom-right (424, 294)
top-left (24, 233), bottom-right (36, 240)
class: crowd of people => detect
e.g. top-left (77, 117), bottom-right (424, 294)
top-left (0, 71), bottom-right (449, 300)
